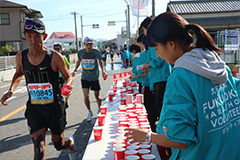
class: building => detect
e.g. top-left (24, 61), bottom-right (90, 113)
top-left (0, 0), bottom-right (43, 53)
top-left (49, 32), bottom-right (75, 39)
top-left (167, 0), bottom-right (240, 65)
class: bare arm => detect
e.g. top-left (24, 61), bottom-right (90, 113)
top-left (125, 128), bottom-right (187, 149)
top-left (1, 52), bottom-right (24, 106)
top-left (98, 59), bottom-right (107, 78)
top-left (131, 72), bottom-right (148, 79)
top-left (72, 59), bottom-right (81, 77)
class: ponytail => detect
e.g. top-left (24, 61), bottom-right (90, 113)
top-left (185, 24), bottom-right (222, 53)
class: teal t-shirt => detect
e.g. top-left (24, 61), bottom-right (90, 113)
top-left (138, 50), bottom-right (149, 87)
top-left (130, 53), bottom-right (142, 83)
top-left (122, 50), bottom-right (129, 59)
top-left (157, 66), bottom-right (240, 160)
top-left (148, 47), bottom-right (172, 91)
top-left (78, 49), bottom-right (102, 81)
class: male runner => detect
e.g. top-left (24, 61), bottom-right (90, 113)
top-left (54, 43), bottom-right (70, 108)
top-left (0, 18), bottom-right (76, 160)
top-left (72, 36), bottom-right (107, 121)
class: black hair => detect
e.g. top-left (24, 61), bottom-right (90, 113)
top-left (147, 11), bottom-right (222, 53)
top-left (129, 44), bottom-right (141, 53)
top-left (140, 17), bottom-right (153, 29)
top-left (142, 35), bottom-right (149, 51)
top-left (137, 34), bottom-right (144, 43)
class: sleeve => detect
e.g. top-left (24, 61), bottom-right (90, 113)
top-left (157, 72), bottom-right (199, 146)
top-left (77, 51), bottom-right (82, 60)
top-left (63, 56), bottom-right (70, 67)
top-left (97, 50), bottom-right (103, 60)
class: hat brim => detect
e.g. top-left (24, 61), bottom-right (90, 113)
top-left (24, 29), bottom-right (45, 34)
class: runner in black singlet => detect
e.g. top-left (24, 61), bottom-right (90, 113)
top-left (1, 18), bottom-right (76, 160)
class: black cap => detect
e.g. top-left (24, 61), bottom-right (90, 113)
top-left (24, 18), bottom-right (45, 34)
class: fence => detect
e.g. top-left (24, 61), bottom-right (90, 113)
top-left (0, 56), bottom-right (16, 71)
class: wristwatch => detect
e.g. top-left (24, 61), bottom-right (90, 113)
top-left (145, 131), bottom-right (152, 143)
top-left (74, 69), bottom-right (77, 72)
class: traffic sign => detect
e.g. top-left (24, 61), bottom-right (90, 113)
top-left (92, 24), bottom-right (99, 29)
top-left (108, 21), bottom-right (115, 26)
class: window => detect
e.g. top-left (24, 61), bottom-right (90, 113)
top-left (0, 13), bottom-right (10, 25)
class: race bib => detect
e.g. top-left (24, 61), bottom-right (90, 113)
top-left (27, 83), bottom-right (54, 105)
top-left (102, 54), bottom-right (105, 58)
top-left (82, 59), bottom-right (95, 70)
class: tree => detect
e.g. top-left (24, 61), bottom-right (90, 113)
top-left (0, 45), bottom-right (14, 56)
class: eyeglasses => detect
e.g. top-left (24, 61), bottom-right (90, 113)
top-left (54, 48), bottom-right (61, 51)
top-left (25, 23), bottom-right (43, 30)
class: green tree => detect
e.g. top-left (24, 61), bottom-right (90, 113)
top-left (0, 45), bottom-right (14, 56)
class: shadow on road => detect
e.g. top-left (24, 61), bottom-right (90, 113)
top-left (47, 118), bottom-right (97, 160)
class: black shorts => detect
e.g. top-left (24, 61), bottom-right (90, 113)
top-left (81, 79), bottom-right (101, 91)
top-left (110, 54), bottom-right (114, 58)
top-left (25, 102), bottom-right (66, 135)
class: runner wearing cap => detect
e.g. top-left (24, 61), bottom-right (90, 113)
top-left (72, 36), bottom-right (107, 121)
top-left (0, 18), bottom-right (76, 160)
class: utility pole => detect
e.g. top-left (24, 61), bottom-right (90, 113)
top-left (71, 11), bottom-right (79, 51)
top-left (80, 15), bottom-right (83, 49)
top-left (124, 0), bottom-right (130, 45)
top-left (152, 0), bottom-right (155, 18)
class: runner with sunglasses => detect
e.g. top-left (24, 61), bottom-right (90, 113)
top-left (0, 18), bottom-right (77, 160)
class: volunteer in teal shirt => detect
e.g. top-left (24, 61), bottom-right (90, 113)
top-left (138, 50), bottom-right (149, 87)
top-left (148, 47), bottom-right (171, 91)
top-left (124, 12), bottom-right (240, 160)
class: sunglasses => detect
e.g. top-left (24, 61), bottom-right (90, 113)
top-left (54, 48), bottom-right (61, 51)
top-left (25, 23), bottom-right (43, 30)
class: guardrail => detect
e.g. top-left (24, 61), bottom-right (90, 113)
top-left (0, 56), bottom-right (16, 71)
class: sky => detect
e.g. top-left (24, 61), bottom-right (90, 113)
top-left (11, 0), bottom-right (169, 41)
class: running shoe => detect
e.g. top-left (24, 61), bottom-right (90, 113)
top-left (87, 111), bottom-right (93, 121)
top-left (67, 135), bottom-right (77, 160)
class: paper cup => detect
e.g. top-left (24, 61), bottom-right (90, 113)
top-left (121, 98), bottom-right (126, 105)
top-left (139, 145), bottom-right (151, 150)
top-left (138, 149), bottom-right (151, 159)
top-left (100, 105), bottom-right (107, 115)
top-left (97, 114), bottom-right (105, 126)
top-left (113, 85), bottom-right (118, 93)
top-left (127, 145), bottom-right (139, 151)
top-left (61, 84), bottom-right (72, 97)
top-left (142, 154), bottom-right (155, 160)
top-left (126, 94), bottom-right (133, 104)
top-left (114, 79), bottom-right (118, 84)
top-left (93, 126), bottom-right (103, 141)
top-left (113, 147), bottom-right (125, 160)
top-left (125, 149), bottom-right (138, 157)
top-left (126, 155), bottom-right (140, 160)
top-left (109, 92), bottom-right (114, 101)
top-left (136, 94), bottom-right (144, 104)
top-left (103, 74), bottom-right (108, 80)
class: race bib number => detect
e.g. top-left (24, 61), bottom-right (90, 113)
top-left (82, 59), bottom-right (95, 70)
top-left (102, 54), bottom-right (105, 58)
top-left (27, 83), bottom-right (54, 105)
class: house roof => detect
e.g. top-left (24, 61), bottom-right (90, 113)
top-left (0, 0), bottom-right (43, 18)
top-left (186, 15), bottom-right (240, 26)
top-left (167, 0), bottom-right (240, 14)
top-left (49, 32), bottom-right (75, 39)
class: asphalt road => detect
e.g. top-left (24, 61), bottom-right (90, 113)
top-left (0, 56), bottom-right (131, 160)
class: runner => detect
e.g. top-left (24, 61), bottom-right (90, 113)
top-left (100, 48), bottom-right (107, 66)
top-left (54, 43), bottom-right (70, 108)
top-left (0, 18), bottom-right (76, 160)
top-left (72, 36), bottom-right (107, 121)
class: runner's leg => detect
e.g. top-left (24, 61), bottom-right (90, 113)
top-left (31, 128), bottom-right (47, 160)
top-left (94, 90), bottom-right (102, 108)
top-left (82, 88), bottom-right (90, 110)
top-left (51, 131), bottom-right (72, 151)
